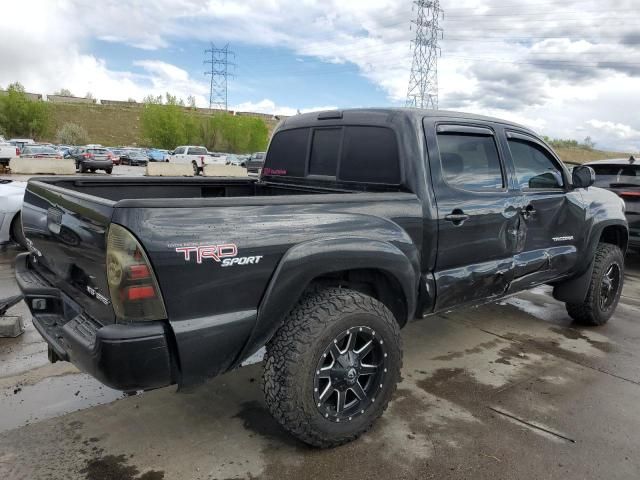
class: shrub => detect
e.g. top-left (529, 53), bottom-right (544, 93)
top-left (56, 122), bottom-right (89, 145)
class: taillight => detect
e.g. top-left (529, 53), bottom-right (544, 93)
top-left (83, 153), bottom-right (93, 159)
top-left (619, 191), bottom-right (640, 198)
top-left (15, 148), bottom-right (20, 156)
top-left (106, 224), bottom-right (167, 322)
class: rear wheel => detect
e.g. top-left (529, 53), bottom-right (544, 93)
top-left (79, 162), bottom-right (87, 173)
top-left (192, 161), bottom-right (199, 176)
top-left (263, 287), bottom-right (402, 447)
top-left (566, 243), bottom-right (624, 326)
top-left (10, 213), bottom-right (27, 249)
top-left (105, 168), bottom-right (112, 174)
top-left (89, 168), bottom-right (96, 173)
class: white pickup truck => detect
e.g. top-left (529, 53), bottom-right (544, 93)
top-left (168, 146), bottom-right (226, 175)
top-left (0, 137), bottom-right (18, 167)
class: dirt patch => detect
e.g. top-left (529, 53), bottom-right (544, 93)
top-left (493, 344), bottom-right (529, 366)
top-left (233, 400), bottom-right (302, 448)
top-left (432, 339), bottom-right (505, 361)
top-left (416, 368), bottom-right (502, 410)
top-left (549, 327), bottom-right (616, 353)
top-left (505, 332), bottom-right (613, 367)
top-left (81, 454), bottom-right (164, 480)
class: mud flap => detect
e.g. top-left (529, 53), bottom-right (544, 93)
top-left (552, 260), bottom-right (595, 304)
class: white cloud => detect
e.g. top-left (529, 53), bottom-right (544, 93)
top-left (232, 99), bottom-right (337, 116)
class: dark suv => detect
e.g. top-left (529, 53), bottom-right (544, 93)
top-left (245, 151), bottom-right (265, 175)
top-left (587, 156), bottom-right (639, 250)
top-left (69, 147), bottom-right (113, 174)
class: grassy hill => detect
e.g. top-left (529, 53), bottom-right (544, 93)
top-left (554, 146), bottom-right (636, 164)
top-left (42, 103), bottom-right (279, 147)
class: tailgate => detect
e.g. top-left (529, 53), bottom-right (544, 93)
top-left (21, 181), bottom-right (116, 324)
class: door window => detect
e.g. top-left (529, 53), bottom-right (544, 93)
top-left (436, 133), bottom-right (504, 191)
top-left (508, 139), bottom-right (564, 189)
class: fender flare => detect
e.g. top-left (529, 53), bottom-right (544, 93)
top-left (553, 219), bottom-right (628, 304)
top-left (233, 237), bottom-right (419, 366)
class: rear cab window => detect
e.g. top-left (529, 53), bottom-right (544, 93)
top-left (188, 147), bottom-right (208, 155)
top-left (263, 125), bottom-right (401, 185)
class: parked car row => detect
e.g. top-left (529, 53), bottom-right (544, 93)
top-left (2, 135), bottom-right (268, 177)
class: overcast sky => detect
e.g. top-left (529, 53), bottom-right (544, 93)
top-left (1, 0), bottom-right (639, 151)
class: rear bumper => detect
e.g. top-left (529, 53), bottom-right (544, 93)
top-left (15, 252), bottom-right (174, 391)
top-left (79, 160), bottom-right (113, 169)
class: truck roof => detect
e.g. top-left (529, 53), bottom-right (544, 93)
top-left (279, 107), bottom-right (534, 134)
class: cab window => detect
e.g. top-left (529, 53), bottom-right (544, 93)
top-left (508, 139), bottom-right (564, 189)
top-left (437, 133), bottom-right (504, 191)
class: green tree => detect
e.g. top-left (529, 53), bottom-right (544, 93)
top-left (56, 122), bottom-right (88, 145)
top-left (140, 93), bottom-right (189, 149)
top-left (0, 82), bottom-right (49, 139)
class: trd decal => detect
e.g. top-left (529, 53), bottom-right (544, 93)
top-left (174, 244), bottom-right (263, 267)
top-left (175, 244), bottom-right (238, 263)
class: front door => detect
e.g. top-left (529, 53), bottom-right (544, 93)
top-left (503, 131), bottom-right (585, 290)
top-left (427, 122), bottom-right (520, 311)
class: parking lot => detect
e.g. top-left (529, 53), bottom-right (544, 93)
top-left (1, 238), bottom-right (639, 479)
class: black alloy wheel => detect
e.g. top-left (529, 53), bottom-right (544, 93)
top-left (313, 325), bottom-right (387, 423)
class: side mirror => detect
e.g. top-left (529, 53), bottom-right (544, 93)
top-left (572, 165), bottom-right (595, 189)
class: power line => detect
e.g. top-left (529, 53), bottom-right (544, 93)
top-left (406, 0), bottom-right (443, 110)
top-left (204, 43), bottom-right (235, 110)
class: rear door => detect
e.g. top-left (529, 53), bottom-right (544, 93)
top-left (503, 131), bottom-right (585, 289)
top-left (426, 122), bottom-right (520, 311)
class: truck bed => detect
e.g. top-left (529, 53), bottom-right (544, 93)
top-left (34, 176), bottom-right (375, 203)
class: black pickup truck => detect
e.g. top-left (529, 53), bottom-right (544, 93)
top-left (17, 108), bottom-right (628, 447)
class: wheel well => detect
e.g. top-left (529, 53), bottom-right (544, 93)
top-left (600, 225), bottom-right (628, 253)
top-left (307, 269), bottom-right (408, 327)
top-left (9, 212), bottom-right (20, 241)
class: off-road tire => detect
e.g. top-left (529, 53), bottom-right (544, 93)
top-left (10, 213), bottom-right (27, 249)
top-left (566, 243), bottom-right (624, 326)
top-left (263, 287), bottom-right (402, 448)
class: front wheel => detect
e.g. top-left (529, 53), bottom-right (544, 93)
top-left (105, 168), bottom-right (112, 174)
top-left (263, 287), bottom-right (402, 447)
top-left (566, 243), bottom-right (624, 326)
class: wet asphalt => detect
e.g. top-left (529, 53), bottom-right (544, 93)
top-left (1, 178), bottom-right (639, 478)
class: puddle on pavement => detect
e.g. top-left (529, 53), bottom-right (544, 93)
top-left (0, 372), bottom-right (124, 432)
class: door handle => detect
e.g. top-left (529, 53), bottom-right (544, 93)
top-left (445, 210), bottom-right (469, 225)
top-left (522, 204), bottom-right (536, 220)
